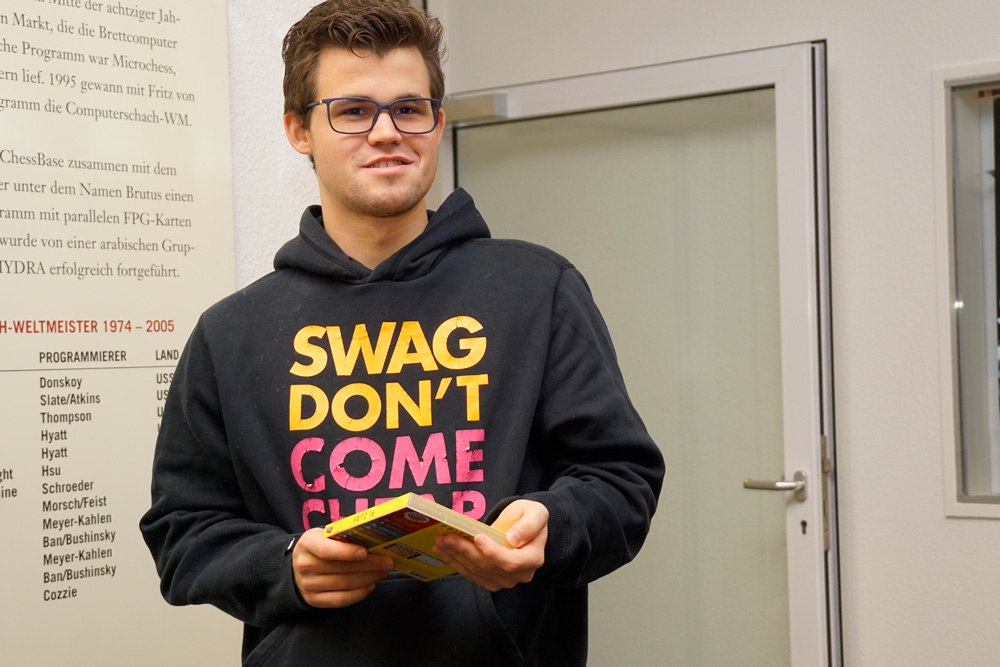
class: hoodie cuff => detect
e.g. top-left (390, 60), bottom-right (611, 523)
top-left (247, 532), bottom-right (312, 623)
top-left (485, 492), bottom-right (571, 581)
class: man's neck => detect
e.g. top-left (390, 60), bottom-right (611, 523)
top-left (321, 205), bottom-right (428, 270)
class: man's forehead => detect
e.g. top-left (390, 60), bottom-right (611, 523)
top-left (314, 45), bottom-right (431, 97)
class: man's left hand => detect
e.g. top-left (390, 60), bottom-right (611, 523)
top-left (432, 499), bottom-right (548, 592)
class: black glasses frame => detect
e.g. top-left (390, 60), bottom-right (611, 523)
top-left (305, 97), bottom-right (443, 135)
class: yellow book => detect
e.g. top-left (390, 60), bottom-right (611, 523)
top-left (322, 493), bottom-right (510, 582)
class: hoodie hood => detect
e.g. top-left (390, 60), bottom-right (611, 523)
top-left (272, 188), bottom-right (490, 284)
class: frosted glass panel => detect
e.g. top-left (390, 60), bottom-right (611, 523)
top-left (456, 88), bottom-right (788, 665)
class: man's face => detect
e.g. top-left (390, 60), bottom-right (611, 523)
top-left (285, 46), bottom-right (445, 222)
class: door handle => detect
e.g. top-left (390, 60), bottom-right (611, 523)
top-left (743, 470), bottom-right (807, 502)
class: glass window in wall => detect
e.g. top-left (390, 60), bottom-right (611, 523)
top-left (952, 82), bottom-right (1000, 501)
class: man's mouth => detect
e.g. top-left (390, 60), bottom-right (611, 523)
top-left (366, 159), bottom-right (408, 168)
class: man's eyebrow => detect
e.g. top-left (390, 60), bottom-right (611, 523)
top-left (327, 92), bottom-right (429, 100)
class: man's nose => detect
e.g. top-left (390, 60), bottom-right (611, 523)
top-left (368, 109), bottom-right (401, 143)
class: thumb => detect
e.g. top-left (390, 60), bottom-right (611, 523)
top-left (496, 500), bottom-right (548, 548)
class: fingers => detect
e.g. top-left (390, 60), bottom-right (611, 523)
top-left (433, 535), bottom-right (500, 590)
top-left (296, 529), bottom-right (395, 571)
top-left (291, 528), bottom-right (395, 608)
top-left (304, 586), bottom-right (377, 609)
top-left (434, 532), bottom-right (543, 591)
top-left (297, 528), bottom-right (367, 562)
top-left (295, 568), bottom-right (388, 608)
top-left (432, 500), bottom-right (549, 592)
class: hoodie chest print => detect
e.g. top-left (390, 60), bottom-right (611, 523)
top-left (286, 316), bottom-right (491, 529)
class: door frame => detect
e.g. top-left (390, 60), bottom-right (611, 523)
top-left (437, 42), bottom-right (840, 666)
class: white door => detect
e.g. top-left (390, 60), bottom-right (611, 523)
top-left (443, 43), bottom-right (838, 666)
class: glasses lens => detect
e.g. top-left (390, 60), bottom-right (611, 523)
top-left (328, 99), bottom-right (379, 133)
top-left (388, 99), bottom-right (437, 133)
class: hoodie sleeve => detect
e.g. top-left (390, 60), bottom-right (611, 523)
top-left (501, 267), bottom-right (665, 587)
top-left (139, 319), bottom-right (309, 627)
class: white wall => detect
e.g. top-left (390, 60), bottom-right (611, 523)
top-left (229, 1), bottom-right (1000, 664)
top-left (228, 1), bottom-right (320, 287)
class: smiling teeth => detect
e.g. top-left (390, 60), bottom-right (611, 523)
top-left (369, 160), bottom-right (405, 168)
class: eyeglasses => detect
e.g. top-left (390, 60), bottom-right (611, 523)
top-left (306, 97), bottom-right (443, 135)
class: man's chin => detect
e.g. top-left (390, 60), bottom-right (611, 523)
top-left (346, 186), bottom-right (430, 219)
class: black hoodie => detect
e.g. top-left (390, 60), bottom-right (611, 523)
top-left (140, 189), bottom-right (664, 666)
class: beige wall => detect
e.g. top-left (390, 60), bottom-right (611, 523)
top-left (230, 1), bottom-right (1000, 664)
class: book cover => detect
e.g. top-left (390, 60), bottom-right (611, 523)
top-left (322, 493), bottom-right (509, 582)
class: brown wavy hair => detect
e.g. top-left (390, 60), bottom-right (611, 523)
top-left (282, 0), bottom-right (446, 127)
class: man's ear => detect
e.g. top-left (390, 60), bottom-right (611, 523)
top-left (434, 107), bottom-right (446, 145)
top-left (284, 111), bottom-right (313, 156)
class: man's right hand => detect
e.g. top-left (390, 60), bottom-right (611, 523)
top-left (292, 528), bottom-right (394, 608)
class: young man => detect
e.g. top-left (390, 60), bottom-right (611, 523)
top-left (140, 1), bottom-right (664, 665)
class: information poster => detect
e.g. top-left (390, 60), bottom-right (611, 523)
top-left (0, 0), bottom-right (239, 662)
